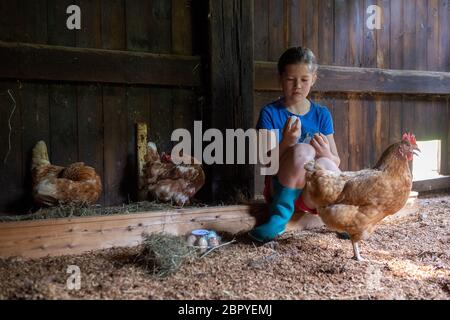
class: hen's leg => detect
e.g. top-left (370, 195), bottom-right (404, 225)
top-left (352, 241), bottom-right (367, 262)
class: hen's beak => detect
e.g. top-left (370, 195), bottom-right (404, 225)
top-left (413, 145), bottom-right (421, 156)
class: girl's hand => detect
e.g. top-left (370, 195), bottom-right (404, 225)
top-left (281, 116), bottom-right (301, 147)
top-left (311, 133), bottom-right (333, 159)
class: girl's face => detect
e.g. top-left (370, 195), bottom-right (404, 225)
top-left (279, 63), bottom-right (317, 105)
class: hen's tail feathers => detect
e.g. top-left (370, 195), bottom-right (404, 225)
top-left (32, 140), bottom-right (50, 169)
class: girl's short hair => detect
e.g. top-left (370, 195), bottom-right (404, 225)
top-left (277, 47), bottom-right (318, 75)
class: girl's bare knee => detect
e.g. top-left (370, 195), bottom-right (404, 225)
top-left (316, 157), bottom-right (340, 172)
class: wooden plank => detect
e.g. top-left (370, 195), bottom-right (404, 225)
top-left (446, 98), bottom-right (450, 175)
top-left (172, 0), bottom-right (193, 55)
top-left (401, 95), bottom-right (416, 172)
top-left (442, 97), bottom-right (450, 175)
top-left (0, 82), bottom-right (23, 213)
top-left (101, 0), bottom-right (126, 50)
top-left (389, 94), bottom-right (403, 144)
top-left (363, 96), bottom-right (375, 168)
top-left (413, 98), bottom-right (427, 140)
top-left (376, 0), bottom-right (391, 68)
top-left (388, 0), bottom-right (404, 147)
top-left (376, 95), bottom-right (391, 155)
top-left (0, 41), bottom-right (202, 87)
top-left (21, 83), bottom-right (50, 212)
top-left (364, 0), bottom-right (377, 68)
top-left (334, 0), bottom-right (350, 66)
top-left (436, 97), bottom-right (448, 174)
top-left (438, 0), bottom-right (450, 72)
top-left (149, 88), bottom-right (173, 155)
top-left (348, 0), bottom-right (363, 67)
top-left (47, 0), bottom-right (78, 174)
top-left (390, 0), bottom-right (404, 69)
top-left (209, 0), bottom-right (255, 201)
top-left (0, 1), bottom-right (23, 42)
top-left (149, 0), bottom-right (172, 53)
top-left (103, 85), bottom-right (128, 205)
top-left (403, 0), bottom-right (416, 70)
top-left (412, 176), bottom-right (450, 192)
top-left (333, 93), bottom-right (349, 171)
top-left (348, 94), bottom-right (364, 170)
top-left (75, 0), bottom-right (104, 204)
top-left (427, 0), bottom-right (440, 71)
top-left (125, 0), bottom-right (152, 52)
top-left (416, 0), bottom-right (428, 70)
top-left (76, 84), bottom-right (104, 204)
top-left (0, 204), bottom-right (267, 259)
top-left (48, 84), bottom-right (78, 166)
top-left (318, 0), bottom-right (334, 65)
top-left (268, 0), bottom-right (285, 61)
top-left (254, 61), bottom-right (450, 94)
top-left (76, 0), bottom-right (102, 48)
top-left (287, 0), bottom-right (302, 48)
top-left (254, 0), bottom-right (270, 60)
top-left (19, 0), bottom-right (48, 44)
top-left (47, 0), bottom-right (76, 46)
top-left (303, 0), bottom-right (318, 54)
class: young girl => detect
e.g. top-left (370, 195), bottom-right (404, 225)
top-left (249, 47), bottom-right (341, 242)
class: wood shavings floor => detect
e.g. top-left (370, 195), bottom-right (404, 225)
top-left (1, 193), bottom-right (449, 300)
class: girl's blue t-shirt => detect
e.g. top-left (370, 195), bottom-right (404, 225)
top-left (256, 98), bottom-right (334, 144)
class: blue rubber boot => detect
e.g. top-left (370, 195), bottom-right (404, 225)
top-left (249, 178), bottom-right (301, 242)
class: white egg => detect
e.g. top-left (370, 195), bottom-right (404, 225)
top-left (186, 235), bottom-right (197, 246)
top-left (208, 237), bottom-right (220, 247)
top-left (197, 237), bottom-right (208, 252)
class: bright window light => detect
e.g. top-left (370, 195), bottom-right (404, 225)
top-left (412, 140), bottom-right (442, 181)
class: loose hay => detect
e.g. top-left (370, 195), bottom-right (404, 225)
top-left (0, 200), bottom-right (209, 222)
top-left (136, 233), bottom-right (197, 278)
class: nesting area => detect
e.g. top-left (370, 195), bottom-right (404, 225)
top-left (1, 192), bottom-right (449, 300)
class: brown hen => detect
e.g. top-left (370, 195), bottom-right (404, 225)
top-left (304, 133), bottom-right (420, 261)
top-left (31, 141), bottom-right (102, 206)
top-left (142, 142), bottom-right (205, 206)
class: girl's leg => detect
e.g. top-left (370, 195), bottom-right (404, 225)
top-left (276, 144), bottom-right (316, 189)
top-left (249, 144), bottom-right (315, 242)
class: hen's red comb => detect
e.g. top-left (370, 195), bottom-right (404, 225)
top-left (402, 132), bottom-right (417, 145)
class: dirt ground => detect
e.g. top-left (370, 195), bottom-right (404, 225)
top-left (1, 192), bottom-right (449, 300)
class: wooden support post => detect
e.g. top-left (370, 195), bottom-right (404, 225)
top-left (208, 0), bottom-right (255, 202)
top-left (136, 123), bottom-right (148, 201)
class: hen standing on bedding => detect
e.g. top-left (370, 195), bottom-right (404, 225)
top-left (142, 142), bottom-right (205, 206)
top-left (304, 133), bottom-right (420, 261)
top-left (31, 141), bottom-right (102, 206)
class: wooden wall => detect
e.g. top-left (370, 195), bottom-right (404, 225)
top-left (0, 0), bottom-right (203, 212)
top-left (0, 0), bottom-right (449, 211)
top-left (253, 0), bottom-right (450, 195)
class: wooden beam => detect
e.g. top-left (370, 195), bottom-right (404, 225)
top-left (255, 61), bottom-right (450, 95)
top-left (413, 176), bottom-right (450, 192)
top-left (0, 41), bottom-right (201, 87)
top-left (208, 0), bottom-right (255, 201)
